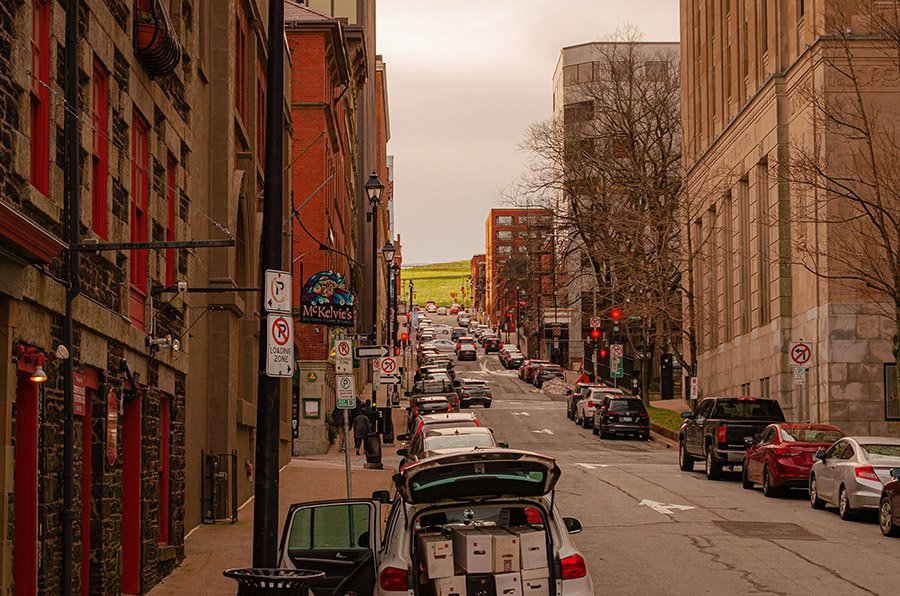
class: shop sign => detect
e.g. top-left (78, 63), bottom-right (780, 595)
top-left (73, 372), bottom-right (86, 417)
top-left (106, 388), bottom-right (119, 466)
top-left (300, 271), bottom-right (355, 327)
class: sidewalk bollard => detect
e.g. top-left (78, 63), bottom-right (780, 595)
top-left (381, 406), bottom-right (394, 444)
top-left (364, 432), bottom-right (383, 469)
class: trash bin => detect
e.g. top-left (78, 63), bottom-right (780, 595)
top-left (223, 568), bottom-right (324, 596)
top-left (364, 431), bottom-right (383, 469)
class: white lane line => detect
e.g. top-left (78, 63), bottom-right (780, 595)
top-left (639, 499), bottom-right (696, 515)
top-left (511, 412), bottom-right (531, 416)
top-left (575, 463), bottom-right (609, 470)
top-left (532, 429), bottom-right (554, 435)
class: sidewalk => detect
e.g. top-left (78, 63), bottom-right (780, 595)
top-left (150, 441), bottom-right (399, 594)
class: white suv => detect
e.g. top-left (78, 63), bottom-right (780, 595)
top-left (278, 450), bottom-right (593, 595)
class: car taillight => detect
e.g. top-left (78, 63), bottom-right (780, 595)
top-left (380, 566), bottom-right (409, 591)
top-left (486, 392), bottom-right (492, 398)
top-left (461, 391), bottom-right (469, 397)
top-left (717, 425), bottom-right (727, 444)
top-left (412, 407), bottom-right (419, 416)
top-left (525, 507), bottom-right (543, 525)
top-left (560, 554), bottom-right (587, 580)
top-left (855, 466), bottom-right (880, 482)
top-left (587, 401), bottom-right (595, 408)
top-left (499, 343), bottom-right (503, 348)
top-left (773, 446), bottom-right (799, 457)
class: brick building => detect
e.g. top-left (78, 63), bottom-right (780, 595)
top-left (470, 254), bottom-right (486, 312)
top-left (680, 1), bottom-right (899, 434)
top-left (0, 1), bottom-right (291, 594)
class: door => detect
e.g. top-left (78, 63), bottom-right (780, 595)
top-left (121, 396), bottom-right (142, 594)
top-left (748, 427), bottom-right (775, 482)
top-left (687, 399), bottom-right (712, 456)
top-left (278, 500), bottom-right (379, 596)
top-left (79, 369), bottom-right (99, 596)
top-left (14, 372), bottom-right (39, 596)
top-left (818, 441), bottom-right (847, 504)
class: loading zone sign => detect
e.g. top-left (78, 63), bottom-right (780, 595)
top-left (266, 314), bottom-right (294, 377)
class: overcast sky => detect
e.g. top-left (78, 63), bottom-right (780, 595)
top-left (376, 0), bottom-right (679, 265)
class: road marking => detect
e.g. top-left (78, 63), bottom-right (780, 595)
top-left (532, 429), bottom-right (554, 435)
top-left (639, 499), bottom-right (696, 515)
top-left (575, 463), bottom-right (609, 470)
top-left (511, 412), bottom-right (531, 416)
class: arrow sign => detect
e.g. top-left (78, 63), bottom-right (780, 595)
top-left (532, 429), bottom-right (554, 435)
top-left (355, 345), bottom-right (390, 359)
top-left (639, 499), bottom-right (695, 515)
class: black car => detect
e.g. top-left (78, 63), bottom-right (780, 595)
top-left (457, 344), bottom-right (477, 361)
top-left (533, 364), bottom-right (564, 388)
top-left (482, 337), bottom-right (502, 353)
top-left (592, 396), bottom-right (650, 440)
top-left (450, 327), bottom-right (467, 341)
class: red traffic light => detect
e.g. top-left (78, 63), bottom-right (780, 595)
top-left (400, 332), bottom-right (409, 342)
top-left (610, 308), bottom-right (622, 320)
top-left (589, 328), bottom-right (601, 340)
top-left (394, 347), bottom-right (401, 356)
top-left (599, 348), bottom-right (608, 358)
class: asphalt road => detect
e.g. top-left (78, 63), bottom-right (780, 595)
top-left (426, 315), bottom-right (899, 595)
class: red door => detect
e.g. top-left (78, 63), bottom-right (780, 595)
top-left (121, 396), bottom-right (141, 594)
top-left (14, 372), bottom-right (38, 595)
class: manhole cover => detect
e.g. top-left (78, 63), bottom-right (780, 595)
top-left (713, 521), bottom-right (822, 541)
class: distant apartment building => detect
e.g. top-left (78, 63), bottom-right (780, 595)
top-left (680, 1), bottom-right (898, 434)
top-left (551, 40), bottom-right (679, 375)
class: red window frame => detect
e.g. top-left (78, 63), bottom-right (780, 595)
top-left (157, 394), bottom-right (171, 544)
top-left (92, 59), bottom-right (109, 238)
top-left (30, 0), bottom-right (50, 195)
top-left (165, 155), bottom-right (176, 285)
top-left (130, 111), bottom-right (150, 330)
top-left (235, 2), bottom-right (248, 123)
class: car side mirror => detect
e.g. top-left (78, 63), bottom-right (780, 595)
top-left (752, 433), bottom-right (761, 443)
top-left (404, 390), bottom-right (412, 397)
top-left (563, 517), bottom-right (583, 534)
top-left (566, 389), bottom-right (573, 395)
top-left (498, 442), bottom-right (509, 449)
top-left (371, 489), bottom-right (391, 503)
top-left (891, 468), bottom-right (900, 479)
top-left (396, 433), bottom-right (409, 442)
top-left (396, 448), bottom-right (408, 458)
top-left (680, 411), bottom-right (694, 419)
top-left (815, 449), bottom-right (826, 462)
top-left (405, 407), bottom-right (412, 412)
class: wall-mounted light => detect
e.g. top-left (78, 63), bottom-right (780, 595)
top-left (30, 354), bottom-right (47, 383)
top-left (18, 343), bottom-right (68, 384)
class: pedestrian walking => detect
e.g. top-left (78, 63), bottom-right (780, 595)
top-left (352, 409), bottom-right (371, 455)
top-left (331, 405), bottom-right (346, 452)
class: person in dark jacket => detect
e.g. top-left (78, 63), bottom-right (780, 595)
top-left (331, 405), bottom-right (346, 452)
top-left (352, 408), bottom-right (371, 455)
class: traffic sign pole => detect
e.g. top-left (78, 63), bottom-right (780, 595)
top-left (343, 410), bottom-right (352, 498)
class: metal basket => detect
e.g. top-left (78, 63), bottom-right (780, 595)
top-left (223, 568), bottom-right (325, 596)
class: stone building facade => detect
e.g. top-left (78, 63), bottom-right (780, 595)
top-left (0, 1), bottom-right (292, 594)
top-left (680, 1), bottom-right (899, 435)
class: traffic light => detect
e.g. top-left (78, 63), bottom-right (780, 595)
top-left (610, 307), bottom-right (622, 321)
top-left (589, 328), bottom-right (601, 340)
top-left (599, 348), bottom-right (608, 358)
top-left (400, 332), bottom-right (409, 342)
top-left (395, 347), bottom-right (401, 356)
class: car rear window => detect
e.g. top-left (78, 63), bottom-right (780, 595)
top-left (711, 399), bottom-right (785, 421)
top-left (860, 444), bottom-right (900, 460)
top-left (542, 366), bottom-right (562, 373)
top-left (780, 428), bottom-right (843, 443)
top-left (420, 402), bottom-right (451, 413)
top-left (609, 399), bottom-right (646, 413)
top-left (425, 433), bottom-right (495, 451)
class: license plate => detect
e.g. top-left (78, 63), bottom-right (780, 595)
top-left (727, 452), bottom-right (744, 463)
top-left (622, 417), bottom-right (632, 422)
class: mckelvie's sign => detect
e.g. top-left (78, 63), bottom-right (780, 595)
top-left (299, 271), bottom-right (355, 327)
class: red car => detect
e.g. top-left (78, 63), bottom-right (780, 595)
top-left (881, 468), bottom-right (900, 537)
top-left (742, 423), bottom-right (844, 497)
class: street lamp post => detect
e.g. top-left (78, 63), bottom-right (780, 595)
top-left (364, 172), bottom-right (384, 405)
top-left (391, 262), bottom-right (401, 347)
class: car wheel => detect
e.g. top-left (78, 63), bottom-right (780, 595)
top-left (679, 438), bottom-right (694, 472)
top-left (641, 431), bottom-right (650, 441)
top-left (582, 417), bottom-right (591, 429)
top-left (484, 402), bottom-right (491, 409)
top-left (705, 446), bottom-right (722, 480)
top-left (881, 496), bottom-right (899, 537)
top-left (741, 462), bottom-right (754, 489)
top-left (838, 485), bottom-right (855, 520)
top-left (762, 466), bottom-right (780, 498)
top-left (809, 475), bottom-right (826, 509)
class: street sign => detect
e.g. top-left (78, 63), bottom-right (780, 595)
top-left (266, 314), bottom-right (294, 377)
top-left (689, 376), bottom-right (699, 400)
top-left (335, 339), bottom-right (353, 374)
top-left (355, 345), bottom-right (390, 359)
top-left (379, 357), bottom-right (398, 376)
top-left (589, 316), bottom-right (602, 328)
top-left (794, 366), bottom-right (807, 385)
top-left (610, 344), bottom-right (624, 357)
top-left (336, 375), bottom-right (356, 408)
top-left (610, 343), bottom-right (624, 379)
top-left (552, 325), bottom-right (562, 337)
top-left (264, 269), bottom-right (291, 313)
top-left (380, 375), bottom-right (401, 385)
top-left (553, 338), bottom-right (559, 349)
top-left (790, 341), bottom-right (813, 367)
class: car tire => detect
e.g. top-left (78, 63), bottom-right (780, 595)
top-left (705, 446), bottom-right (722, 480)
top-left (484, 403), bottom-right (491, 409)
top-left (679, 438), bottom-right (695, 472)
top-left (741, 462), bottom-right (754, 489)
top-left (881, 496), bottom-right (899, 537)
top-left (838, 485), bottom-right (855, 520)
top-left (592, 423), bottom-right (599, 435)
top-left (582, 417), bottom-right (591, 429)
top-left (809, 475), bottom-right (826, 509)
top-left (762, 466), bottom-right (781, 498)
top-left (641, 431), bottom-right (650, 441)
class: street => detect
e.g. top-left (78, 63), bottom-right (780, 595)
top-left (427, 315), bottom-right (899, 595)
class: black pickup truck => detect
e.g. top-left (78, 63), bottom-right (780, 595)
top-left (679, 396), bottom-right (786, 480)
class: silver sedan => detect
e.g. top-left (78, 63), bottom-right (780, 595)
top-left (809, 436), bottom-right (900, 520)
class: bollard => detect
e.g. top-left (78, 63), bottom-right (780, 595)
top-left (364, 432), bottom-right (383, 469)
top-left (381, 406), bottom-right (394, 444)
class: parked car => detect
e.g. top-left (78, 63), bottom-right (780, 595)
top-left (449, 326), bottom-right (467, 341)
top-left (679, 396), bottom-right (786, 480)
top-left (457, 313), bottom-right (470, 326)
top-left (533, 363), bottom-right (564, 388)
top-left (505, 351), bottom-right (525, 369)
top-left (742, 424), bottom-right (844, 497)
top-left (809, 436), bottom-right (900, 520)
top-left (454, 337), bottom-right (477, 352)
top-left (566, 382), bottom-right (605, 420)
top-left (400, 412), bottom-right (481, 447)
top-left (277, 450), bottom-right (594, 594)
top-left (436, 306), bottom-right (447, 316)
top-left (522, 359), bottom-right (550, 383)
top-left (456, 344), bottom-right (477, 361)
top-left (482, 336), bottom-right (502, 353)
top-left (880, 468), bottom-right (900, 537)
top-left (456, 378), bottom-right (493, 408)
top-left (422, 338), bottom-right (456, 353)
top-left (407, 395), bottom-right (452, 429)
top-left (449, 305), bottom-right (460, 315)
top-left (399, 426), bottom-right (500, 466)
top-left (574, 388), bottom-right (624, 426)
top-left (592, 395), bottom-right (649, 440)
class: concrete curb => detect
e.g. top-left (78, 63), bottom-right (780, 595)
top-left (650, 422), bottom-right (679, 442)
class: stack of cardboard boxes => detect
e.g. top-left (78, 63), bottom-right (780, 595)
top-left (416, 525), bottom-right (551, 596)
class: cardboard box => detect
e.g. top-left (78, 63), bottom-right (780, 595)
top-left (417, 532), bottom-right (455, 579)
top-left (466, 573), bottom-right (496, 596)
top-left (434, 575), bottom-right (466, 596)
top-left (494, 572), bottom-right (523, 596)
top-left (520, 567), bottom-right (550, 581)
top-left (480, 527), bottom-right (520, 573)
top-left (509, 526), bottom-right (547, 570)
top-left (450, 526), bottom-right (493, 573)
top-left (522, 575), bottom-right (550, 596)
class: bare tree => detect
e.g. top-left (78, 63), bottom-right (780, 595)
top-left (789, 5), bottom-right (900, 397)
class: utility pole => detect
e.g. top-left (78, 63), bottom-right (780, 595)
top-left (252, 0), bottom-right (285, 569)
top-left (60, 0), bottom-right (80, 592)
